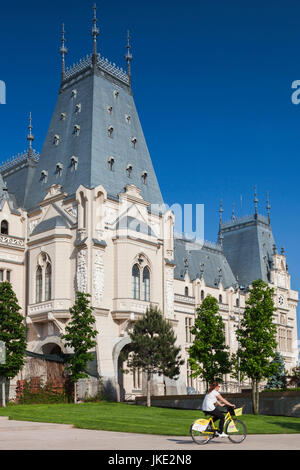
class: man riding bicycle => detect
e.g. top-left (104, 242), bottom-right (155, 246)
top-left (202, 382), bottom-right (236, 437)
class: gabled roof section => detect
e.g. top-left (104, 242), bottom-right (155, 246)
top-left (31, 215), bottom-right (70, 235)
top-left (220, 214), bottom-right (276, 287)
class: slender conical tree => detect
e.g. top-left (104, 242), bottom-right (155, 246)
top-left (62, 292), bottom-right (98, 403)
top-left (127, 305), bottom-right (184, 407)
top-left (235, 279), bottom-right (278, 414)
top-left (188, 294), bottom-right (231, 391)
top-left (265, 352), bottom-right (287, 390)
top-left (0, 282), bottom-right (27, 407)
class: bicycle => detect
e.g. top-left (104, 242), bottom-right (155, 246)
top-left (190, 406), bottom-right (247, 445)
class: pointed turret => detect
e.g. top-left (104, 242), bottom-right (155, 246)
top-left (17, 10), bottom-right (163, 211)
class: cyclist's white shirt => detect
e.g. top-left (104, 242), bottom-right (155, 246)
top-left (202, 389), bottom-right (220, 411)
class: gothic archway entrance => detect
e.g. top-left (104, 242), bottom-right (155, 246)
top-left (114, 340), bottom-right (143, 402)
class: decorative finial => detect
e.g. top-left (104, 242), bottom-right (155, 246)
top-left (266, 191), bottom-right (271, 225)
top-left (27, 112), bottom-right (34, 156)
top-left (231, 203), bottom-right (236, 221)
top-left (125, 29), bottom-right (133, 87)
top-left (254, 185), bottom-right (258, 219)
top-left (59, 23), bottom-right (68, 82)
top-left (218, 200), bottom-right (224, 247)
top-left (91, 4), bottom-right (100, 65)
top-left (218, 267), bottom-right (222, 286)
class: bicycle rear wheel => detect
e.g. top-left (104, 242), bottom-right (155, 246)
top-left (190, 424), bottom-right (213, 445)
top-left (224, 418), bottom-right (247, 443)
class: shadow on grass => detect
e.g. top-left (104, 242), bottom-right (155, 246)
top-left (269, 421), bottom-right (300, 433)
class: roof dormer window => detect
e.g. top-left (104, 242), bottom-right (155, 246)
top-left (142, 171), bottom-right (148, 184)
top-left (60, 112), bottom-right (67, 120)
top-left (71, 156), bottom-right (78, 171)
top-left (54, 134), bottom-right (60, 146)
top-left (108, 156), bottom-right (115, 171)
top-left (41, 170), bottom-right (48, 184)
top-left (126, 164), bottom-right (133, 178)
top-left (74, 124), bottom-right (80, 136)
top-left (71, 89), bottom-right (77, 98)
top-left (75, 103), bottom-right (81, 113)
top-left (107, 105), bottom-right (113, 114)
top-left (125, 114), bottom-right (131, 124)
top-left (131, 137), bottom-right (137, 149)
top-left (108, 125), bottom-right (114, 138)
top-left (113, 90), bottom-right (119, 99)
top-left (56, 162), bottom-right (63, 177)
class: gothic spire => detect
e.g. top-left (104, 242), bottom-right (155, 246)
top-left (59, 23), bottom-right (68, 82)
top-left (218, 199), bottom-right (224, 247)
top-left (254, 185), bottom-right (258, 219)
top-left (231, 202), bottom-right (236, 221)
top-left (91, 3), bottom-right (100, 65)
top-left (27, 112), bottom-right (34, 156)
top-left (125, 29), bottom-right (133, 87)
top-left (266, 191), bottom-right (271, 225)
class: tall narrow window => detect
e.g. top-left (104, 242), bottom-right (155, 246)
top-left (1, 220), bottom-right (8, 235)
top-left (45, 263), bottom-right (52, 301)
top-left (185, 286), bottom-right (189, 297)
top-left (201, 290), bottom-right (204, 301)
top-left (219, 294), bottom-right (223, 304)
top-left (0, 270), bottom-right (3, 282)
top-left (132, 264), bottom-right (140, 300)
top-left (36, 266), bottom-right (43, 303)
top-left (6, 270), bottom-right (10, 282)
top-left (142, 266), bottom-right (150, 301)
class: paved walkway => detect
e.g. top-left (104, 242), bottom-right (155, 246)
top-left (0, 416), bottom-right (299, 450)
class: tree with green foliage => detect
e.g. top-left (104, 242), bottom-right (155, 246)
top-left (235, 279), bottom-right (278, 414)
top-left (0, 282), bottom-right (27, 407)
top-left (265, 352), bottom-right (287, 390)
top-left (127, 305), bottom-right (184, 407)
top-left (188, 294), bottom-right (231, 391)
top-left (62, 292), bottom-right (98, 403)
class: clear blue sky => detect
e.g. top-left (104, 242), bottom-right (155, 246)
top-left (0, 0), bottom-right (299, 338)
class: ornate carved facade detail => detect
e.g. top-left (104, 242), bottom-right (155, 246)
top-left (165, 265), bottom-right (174, 316)
top-left (93, 249), bottom-right (104, 306)
top-left (76, 249), bottom-right (87, 292)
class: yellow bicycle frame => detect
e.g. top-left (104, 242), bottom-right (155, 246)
top-left (200, 411), bottom-right (235, 435)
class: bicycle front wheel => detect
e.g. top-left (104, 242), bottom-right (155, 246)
top-left (224, 418), bottom-right (247, 444)
top-left (190, 424), bottom-right (213, 445)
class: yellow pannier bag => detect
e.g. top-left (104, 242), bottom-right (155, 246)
top-left (192, 419), bottom-right (210, 432)
top-left (234, 407), bottom-right (243, 416)
top-left (227, 421), bottom-right (238, 433)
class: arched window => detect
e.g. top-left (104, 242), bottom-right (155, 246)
top-left (201, 290), bottom-right (205, 301)
top-left (45, 263), bottom-right (52, 301)
top-left (236, 298), bottom-right (240, 307)
top-left (142, 267), bottom-right (150, 301)
top-left (132, 264), bottom-right (140, 300)
top-left (185, 286), bottom-right (189, 297)
top-left (36, 266), bottom-right (43, 303)
top-left (219, 294), bottom-right (223, 304)
top-left (1, 220), bottom-right (8, 235)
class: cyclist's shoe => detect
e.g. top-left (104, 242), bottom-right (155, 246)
top-left (215, 432), bottom-right (228, 438)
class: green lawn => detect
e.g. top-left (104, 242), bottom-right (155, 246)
top-left (0, 402), bottom-right (299, 435)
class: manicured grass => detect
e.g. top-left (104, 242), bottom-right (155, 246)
top-left (0, 401), bottom-right (299, 435)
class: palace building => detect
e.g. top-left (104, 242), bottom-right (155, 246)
top-left (1, 8), bottom-right (298, 400)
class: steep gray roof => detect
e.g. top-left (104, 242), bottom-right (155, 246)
top-left (220, 214), bottom-right (276, 287)
top-left (174, 237), bottom-right (237, 289)
top-left (8, 55), bottom-right (163, 211)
